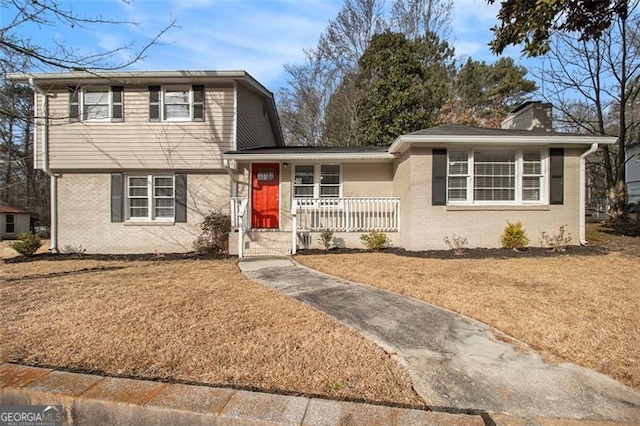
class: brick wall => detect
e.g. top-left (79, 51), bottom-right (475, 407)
top-left (56, 173), bottom-right (229, 253)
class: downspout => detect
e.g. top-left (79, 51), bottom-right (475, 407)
top-left (30, 77), bottom-right (58, 253)
top-left (579, 143), bottom-right (599, 245)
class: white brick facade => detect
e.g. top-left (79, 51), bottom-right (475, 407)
top-left (57, 173), bottom-right (229, 253)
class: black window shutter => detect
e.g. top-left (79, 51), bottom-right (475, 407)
top-left (550, 148), bottom-right (564, 205)
top-left (432, 149), bottom-right (447, 206)
top-left (111, 173), bottom-right (124, 222)
top-left (192, 85), bottom-right (204, 121)
top-left (149, 86), bottom-right (160, 122)
top-left (111, 86), bottom-right (123, 121)
top-left (68, 86), bottom-right (80, 122)
top-left (175, 174), bottom-right (187, 223)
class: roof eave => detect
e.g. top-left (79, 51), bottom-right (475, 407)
top-left (389, 134), bottom-right (618, 154)
top-left (223, 152), bottom-right (394, 162)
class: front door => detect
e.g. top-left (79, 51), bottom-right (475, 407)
top-left (251, 163), bottom-right (280, 229)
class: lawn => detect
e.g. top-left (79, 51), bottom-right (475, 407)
top-left (297, 225), bottom-right (640, 391)
top-left (0, 258), bottom-right (422, 407)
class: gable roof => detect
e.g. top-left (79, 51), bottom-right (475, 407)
top-left (0, 204), bottom-right (32, 214)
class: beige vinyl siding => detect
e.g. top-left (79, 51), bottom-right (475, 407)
top-left (41, 85), bottom-right (234, 170)
top-left (236, 84), bottom-right (277, 149)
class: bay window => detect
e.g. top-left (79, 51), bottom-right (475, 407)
top-left (447, 149), bottom-right (546, 204)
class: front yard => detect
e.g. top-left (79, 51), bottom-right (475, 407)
top-left (0, 258), bottom-right (422, 407)
top-left (297, 224), bottom-right (640, 391)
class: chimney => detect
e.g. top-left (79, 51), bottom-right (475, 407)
top-left (501, 101), bottom-right (553, 131)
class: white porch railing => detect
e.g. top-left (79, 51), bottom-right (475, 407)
top-left (231, 197), bottom-right (249, 258)
top-left (230, 197), bottom-right (247, 231)
top-left (293, 197), bottom-right (400, 233)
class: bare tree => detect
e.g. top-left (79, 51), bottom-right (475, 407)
top-left (390, 0), bottom-right (452, 40)
top-left (0, 0), bottom-right (175, 72)
top-left (537, 5), bottom-right (640, 218)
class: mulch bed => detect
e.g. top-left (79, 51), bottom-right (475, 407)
top-left (296, 245), bottom-right (610, 260)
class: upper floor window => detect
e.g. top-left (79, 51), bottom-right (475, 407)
top-left (293, 164), bottom-right (342, 199)
top-left (446, 149), bottom-right (546, 204)
top-left (149, 85), bottom-right (205, 122)
top-left (68, 86), bottom-right (123, 122)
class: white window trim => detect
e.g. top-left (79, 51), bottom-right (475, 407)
top-left (162, 85), bottom-right (193, 122)
top-left (447, 148), bottom-right (548, 206)
top-left (82, 86), bottom-right (111, 122)
top-left (125, 174), bottom-right (176, 222)
top-left (291, 164), bottom-right (343, 200)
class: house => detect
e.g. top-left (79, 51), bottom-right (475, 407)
top-left (8, 70), bottom-right (283, 253)
top-left (10, 71), bottom-right (615, 255)
top-left (0, 204), bottom-right (33, 240)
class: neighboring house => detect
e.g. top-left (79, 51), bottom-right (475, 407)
top-left (0, 205), bottom-right (33, 240)
top-left (626, 144), bottom-right (640, 207)
top-left (9, 70), bottom-right (283, 253)
top-left (10, 71), bottom-right (615, 256)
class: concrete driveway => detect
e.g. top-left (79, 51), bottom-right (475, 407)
top-left (239, 257), bottom-right (640, 422)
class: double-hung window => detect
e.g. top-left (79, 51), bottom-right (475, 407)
top-left (5, 214), bottom-right (15, 234)
top-left (126, 175), bottom-right (175, 221)
top-left (149, 85), bottom-right (205, 122)
top-left (293, 164), bottom-right (342, 200)
top-left (69, 86), bottom-right (123, 122)
top-left (447, 149), bottom-right (545, 204)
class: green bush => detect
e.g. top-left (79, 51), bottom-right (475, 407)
top-left (193, 210), bottom-right (231, 255)
top-left (501, 221), bottom-right (529, 250)
top-left (10, 233), bottom-right (42, 256)
top-left (360, 231), bottom-right (388, 251)
top-left (317, 229), bottom-right (334, 251)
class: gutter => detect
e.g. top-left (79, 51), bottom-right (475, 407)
top-left (579, 143), bottom-right (599, 245)
top-left (29, 77), bottom-right (58, 253)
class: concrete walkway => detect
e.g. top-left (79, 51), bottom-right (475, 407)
top-left (239, 257), bottom-right (640, 423)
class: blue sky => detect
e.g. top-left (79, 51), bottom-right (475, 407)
top-left (2, 0), bottom-right (529, 91)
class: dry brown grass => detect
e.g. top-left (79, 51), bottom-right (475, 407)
top-left (0, 259), bottom-right (421, 406)
top-left (297, 249), bottom-right (639, 390)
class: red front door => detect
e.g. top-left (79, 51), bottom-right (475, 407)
top-left (251, 163), bottom-right (280, 229)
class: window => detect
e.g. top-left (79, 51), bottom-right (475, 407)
top-left (293, 164), bottom-right (342, 199)
top-left (68, 86), bottom-right (123, 122)
top-left (126, 175), bottom-right (175, 221)
top-left (320, 165), bottom-right (340, 198)
top-left (5, 214), bottom-right (15, 233)
top-left (149, 85), bottom-right (205, 122)
top-left (293, 165), bottom-right (315, 198)
top-left (447, 149), bottom-right (545, 204)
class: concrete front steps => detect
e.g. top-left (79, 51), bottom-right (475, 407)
top-left (231, 230), bottom-right (293, 257)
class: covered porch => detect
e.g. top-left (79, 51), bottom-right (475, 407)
top-left (223, 146), bottom-right (399, 257)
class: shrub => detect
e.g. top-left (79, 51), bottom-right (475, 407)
top-left (500, 221), bottom-right (529, 250)
top-left (360, 231), bottom-right (388, 251)
top-left (317, 229), bottom-right (334, 251)
top-left (539, 225), bottom-right (572, 251)
top-left (193, 211), bottom-right (231, 255)
top-left (443, 234), bottom-right (468, 255)
top-left (10, 233), bottom-right (42, 256)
